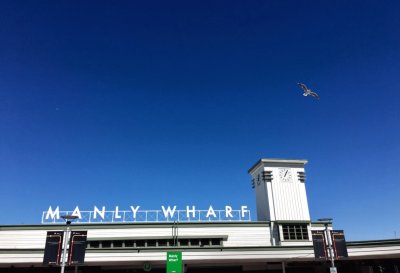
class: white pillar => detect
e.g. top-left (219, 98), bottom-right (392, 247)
top-left (60, 224), bottom-right (70, 273)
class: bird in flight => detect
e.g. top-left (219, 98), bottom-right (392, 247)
top-left (297, 83), bottom-right (320, 100)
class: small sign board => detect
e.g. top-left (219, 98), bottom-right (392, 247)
top-left (330, 267), bottom-right (337, 273)
top-left (312, 230), bottom-right (327, 259)
top-left (68, 231), bottom-right (87, 265)
top-left (331, 230), bottom-right (348, 259)
top-left (166, 251), bottom-right (182, 273)
top-left (43, 231), bottom-right (64, 265)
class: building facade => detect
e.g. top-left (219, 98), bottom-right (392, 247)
top-left (1, 158), bottom-right (399, 272)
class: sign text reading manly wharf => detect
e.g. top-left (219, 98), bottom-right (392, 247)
top-left (166, 252), bottom-right (182, 273)
top-left (42, 205), bottom-right (251, 224)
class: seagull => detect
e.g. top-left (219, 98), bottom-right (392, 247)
top-left (297, 83), bottom-right (320, 100)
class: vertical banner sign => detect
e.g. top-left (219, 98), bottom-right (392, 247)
top-left (166, 251), bottom-right (182, 273)
top-left (43, 231), bottom-right (64, 265)
top-left (68, 231), bottom-right (88, 265)
top-left (312, 230), bottom-right (327, 259)
top-left (331, 230), bottom-right (348, 259)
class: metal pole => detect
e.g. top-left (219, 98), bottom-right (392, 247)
top-left (60, 221), bottom-right (70, 273)
top-left (325, 223), bottom-right (335, 269)
top-left (281, 261), bottom-right (286, 273)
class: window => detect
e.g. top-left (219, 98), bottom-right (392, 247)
top-left (86, 237), bottom-right (224, 249)
top-left (200, 239), bottom-right (209, 247)
top-left (147, 240), bottom-right (156, 247)
top-left (211, 238), bottom-right (221, 246)
top-left (190, 239), bottom-right (200, 247)
top-left (168, 239), bottom-right (176, 247)
top-left (113, 241), bottom-right (123, 248)
top-left (90, 241), bottom-right (100, 248)
top-left (102, 241), bottom-right (111, 248)
top-left (282, 224), bottom-right (309, 240)
top-left (158, 240), bottom-right (168, 247)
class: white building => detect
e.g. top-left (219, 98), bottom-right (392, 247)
top-left (0, 158), bottom-right (399, 273)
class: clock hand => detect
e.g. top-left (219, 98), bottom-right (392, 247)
top-left (284, 170), bottom-right (288, 177)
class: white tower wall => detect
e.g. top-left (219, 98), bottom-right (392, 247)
top-left (249, 159), bottom-right (311, 222)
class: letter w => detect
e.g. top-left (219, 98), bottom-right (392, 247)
top-left (161, 206), bottom-right (176, 218)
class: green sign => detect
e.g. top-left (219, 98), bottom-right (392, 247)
top-left (166, 251), bottom-right (182, 273)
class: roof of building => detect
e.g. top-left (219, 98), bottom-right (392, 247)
top-left (248, 158), bottom-right (308, 174)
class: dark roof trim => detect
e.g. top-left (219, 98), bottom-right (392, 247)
top-left (347, 239), bottom-right (400, 247)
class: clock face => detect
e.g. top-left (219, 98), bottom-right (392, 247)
top-left (279, 168), bottom-right (292, 182)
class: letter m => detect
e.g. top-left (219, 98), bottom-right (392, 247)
top-left (45, 206), bottom-right (60, 220)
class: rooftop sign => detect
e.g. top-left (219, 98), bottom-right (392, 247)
top-left (42, 205), bottom-right (251, 224)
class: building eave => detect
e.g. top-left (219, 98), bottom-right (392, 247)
top-left (248, 158), bottom-right (308, 174)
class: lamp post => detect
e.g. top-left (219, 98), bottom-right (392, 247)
top-left (317, 218), bottom-right (336, 272)
top-left (60, 215), bottom-right (78, 273)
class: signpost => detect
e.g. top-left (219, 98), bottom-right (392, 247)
top-left (166, 252), bottom-right (182, 273)
top-left (315, 219), bottom-right (349, 273)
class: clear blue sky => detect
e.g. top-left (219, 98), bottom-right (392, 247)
top-left (0, 1), bottom-right (399, 241)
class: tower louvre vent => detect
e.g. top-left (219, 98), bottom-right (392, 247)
top-left (298, 172), bottom-right (306, 183)
top-left (262, 171), bottom-right (273, 182)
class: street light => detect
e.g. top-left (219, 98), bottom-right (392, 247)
top-left (317, 218), bottom-right (336, 272)
top-left (60, 215), bottom-right (78, 273)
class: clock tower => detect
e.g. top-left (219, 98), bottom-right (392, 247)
top-left (248, 158), bottom-right (310, 222)
top-left (249, 158), bottom-right (312, 246)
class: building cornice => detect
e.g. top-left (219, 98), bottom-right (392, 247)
top-left (248, 158), bottom-right (308, 174)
